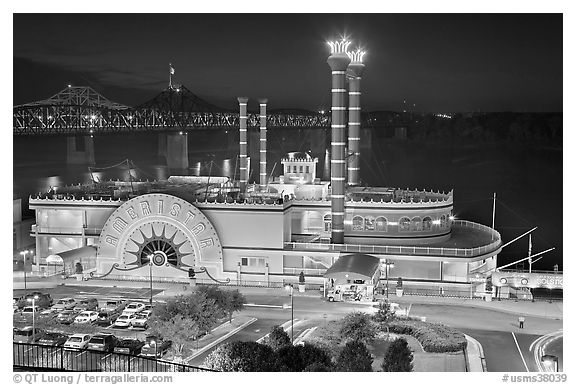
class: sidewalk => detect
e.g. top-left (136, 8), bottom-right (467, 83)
top-left (464, 334), bottom-right (486, 372)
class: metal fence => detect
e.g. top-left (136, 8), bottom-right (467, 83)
top-left (13, 342), bottom-right (216, 372)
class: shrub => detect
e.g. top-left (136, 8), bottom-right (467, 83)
top-left (204, 341), bottom-right (278, 372)
top-left (267, 325), bottom-right (291, 351)
top-left (372, 301), bottom-right (394, 323)
top-left (335, 340), bottom-right (373, 372)
top-left (387, 320), bottom-right (467, 353)
top-left (276, 343), bottom-right (332, 372)
top-left (382, 337), bottom-right (413, 372)
top-left (339, 312), bottom-right (377, 343)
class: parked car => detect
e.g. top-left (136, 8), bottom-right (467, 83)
top-left (73, 298), bottom-right (99, 312)
top-left (114, 339), bottom-right (145, 355)
top-left (37, 332), bottom-right (69, 347)
top-left (140, 336), bottom-right (172, 358)
top-left (96, 310), bottom-right (121, 326)
top-left (14, 306), bottom-right (40, 322)
top-left (51, 298), bottom-right (77, 311)
top-left (130, 312), bottom-right (150, 329)
top-left (122, 302), bottom-right (145, 315)
top-left (13, 326), bottom-right (45, 343)
top-left (16, 293), bottom-right (53, 309)
top-left (114, 313), bottom-right (137, 328)
top-left (64, 334), bottom-right (92, 350)
top-left (74, 311), bottom-right (99, 324)
top-left (101, 299), bottom-right (125, 313)
top-left (57, 310), bottom-right (80, 325)
top-left (87, 334), bottom-right (117, 352)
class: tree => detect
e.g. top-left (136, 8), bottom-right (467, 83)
top-left (335, 340), bottom-right (373, 372)
top-left (267, 325), bottom-right (291, 351)
top-left (339, 312), bottom-right (377, 343)
top-left (372, 301), bottom-right (394, 324)
top-left (204, 341), bottom-right (278, 372)
top-left (382, 337), bottom-right (413, 372)
top-left (75, 262), bottom-right (83, 274)
top-left (299, 271), bottom-right (305, 285)
top-left (196, 286), bottom-right (246, 323)
top-left (276, 344), bottom-right (332, 372)
top-left (147, 315), bottom-right (199, 357)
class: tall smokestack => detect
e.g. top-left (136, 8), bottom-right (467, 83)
top-left (327, 39), bottom-right (351, 244)
top-left (258, 99), bottom-right (268, 187)
top-left (347, 49), bottom-right (366, 187)
top-left (238, 97), bottom-right (249, 192)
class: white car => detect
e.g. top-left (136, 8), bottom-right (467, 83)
top-left (130, 311), bottom-right (151, 329)
top-left (64, 334), bottom-right (92, 350)
top-left (122, 302), bottom-right (145, 315)
top-left (74, 311), bottom-right (99, 324)
top-left (114, 313), bottom-right (137, 328)
top-left (51, 298), bottom-right (76, 311)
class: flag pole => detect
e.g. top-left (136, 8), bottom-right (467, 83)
top-left (169, 63), bottom-right (172, 89)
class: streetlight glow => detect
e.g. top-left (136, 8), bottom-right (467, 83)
top-left (285, 284), bottom-right (294, 343)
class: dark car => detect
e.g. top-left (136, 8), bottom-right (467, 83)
top-left (57, 309), bottom-right (80, 325)
top-left (96, 310), bottom-right (120, 326)
top-left (113, 339), bottom-right (145, 356)
top-left (73, 298), bottom-right (99, 312)
top-left (140, 336), bottom-right (172, 358)
top-left (87, 334), bottom-right (117, 352)
top-left (38, 332), bottom-right (69, 346)
top-left (16, 293), bottom-right (53, 309)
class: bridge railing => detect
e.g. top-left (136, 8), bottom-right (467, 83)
top-left (13, 342), bottom-right (215, 372)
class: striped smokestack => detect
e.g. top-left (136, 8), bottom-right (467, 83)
top-left (327, 39), bottom-right (351, 244)
top-left (347, 49), bottom-right (366, 186)
top-left (258, 99), bottom-right (268, 187)
top-left (238, 97), bottom-right (249, 192)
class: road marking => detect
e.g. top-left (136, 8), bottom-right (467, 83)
top-left (531, 330), bottom-right (563, 372)
top-left (256, 319), bottom-right (294, 343)
top-left (511, 332), bottom-right (529, 372)
top-left (184, 317), bottom-right (258, 363)
top-left (245, 303), bottom-right (285, 308)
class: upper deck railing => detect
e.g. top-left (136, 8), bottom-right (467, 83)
top-left (284, 220), bottom-right (502, 258)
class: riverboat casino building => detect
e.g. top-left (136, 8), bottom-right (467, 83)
top-left (27, 39), bottom-right (503, 297)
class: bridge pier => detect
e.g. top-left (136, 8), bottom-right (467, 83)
top-left (158, 133), bottom-right (167, 158)
top-left (66, 136), bottom-right (95, 165)
top-left (165, 132), bottom-right (189, 170)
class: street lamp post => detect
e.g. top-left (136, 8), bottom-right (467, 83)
top-left (27, 295), bottom-right (39, 343)
top-left (383, 260), bottom-right (395, 300)
top-left (285, 284), bottom-right (294, 343)
top-left (149, 255), bottom-right (154, 305)
top-left (20, 250), bottom-right (29, 296)
top-left (150, 339), bottom-right (158, 371)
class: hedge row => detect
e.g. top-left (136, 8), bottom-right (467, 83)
top-left (386, 320), bottom-right (467, 353)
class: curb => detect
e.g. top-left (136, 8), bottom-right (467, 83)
top-left (464, 334), bottom-right (486, 372)
top-left (184, 317), bottom-right (257, 363)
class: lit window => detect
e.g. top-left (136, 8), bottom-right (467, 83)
top-left (352, 216), bottom-right (364, 231)
top-left (364, 216), bottom-right (375, 231)
top-left (323, 214), bottom-right (332, 232)
top-left (423, 217), bottom-right (432, 231)
top-left (375, 217), bottom-right (388, 232)
top-left (399, 217), bottom-right (410, 232)
top-left (411, 217), bottom-right (422, 231)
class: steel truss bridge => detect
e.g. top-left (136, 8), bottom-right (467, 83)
top-left (14, 86), bottom-right (403, 136)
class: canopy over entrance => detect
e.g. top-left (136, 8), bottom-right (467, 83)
top-left (324, 254), bottom-right (381, 283)
top-left (47, 246), bottom-right (97, 274)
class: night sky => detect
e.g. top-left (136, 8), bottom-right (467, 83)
top-left (13, 13), bottom-right (562, 113)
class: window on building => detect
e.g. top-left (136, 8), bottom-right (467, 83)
top-left (299, 165), bottom-right (303, 173)
top-left (306, 165), bottom-right (310, 173)
top-left (375, 217), bottom-right (388, 232)
top-left (399, 217), bottom-right (411, 232)
top-left (364, 216), bottom-right (375, 231)
top-left (352, 216), bottom-right (364, 231)
top-left (241, 257), bottom-right (266, 268)
top-left (411, 217), bottom-right (422, 231)
top-left (323, 214), bottom-right (332, 232)
top-left (440, 215), bottom-right (447, 229)
top-left (423, 217), bottom-right (432, 231)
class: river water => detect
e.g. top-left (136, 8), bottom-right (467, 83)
top-left (13, 130), bottom-right (562, 270)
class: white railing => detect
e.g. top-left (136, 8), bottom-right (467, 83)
top-left (282, 267), bottom-right (327, 276)
top-left (32, 226), bottom-right (102, 235)
top-left (284, 220), bottom-right (501, 258)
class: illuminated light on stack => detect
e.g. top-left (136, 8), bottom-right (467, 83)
top-left (346, 49), bottom-right (366, 186)
top-left (327, 38), bottom-right (351, 244)
top-left (258, 98), bottom-right (268, 187)
top-left (237, 97), bottom-right (249, 192)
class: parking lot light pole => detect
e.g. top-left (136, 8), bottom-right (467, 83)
top-left (284, 284), bottom-right (294, 343)
top-left (149, 254), bottom-right (153, 305)
top-left (383, 260), bottom-right (394, 300)
top-left (20, 250), bottom-right (29, 296)
top-left (27, 295), bottom-right (39, 342)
